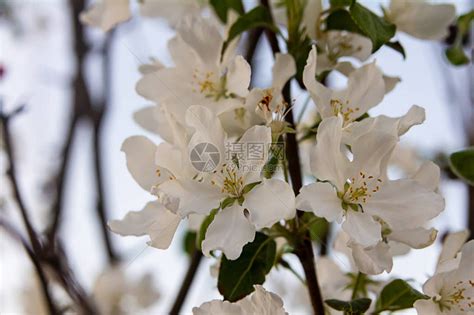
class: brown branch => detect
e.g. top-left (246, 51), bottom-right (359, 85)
top-left (169, 250), bottom-right (203, 315)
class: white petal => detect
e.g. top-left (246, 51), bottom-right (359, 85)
top-left (238, 285), bottom-right (287, 315)
top-left (349, 241), bottom-right (393, 275)
top-left (302, 46), bottom-right (333, 116)
top-left (237, 125), bottom-right (272, 183)
top-left (296, 182), bottom-right (343, 222)
top-left (383, 75), bottom-right (401, 94)
top-left (413, 160), bottom-right (440, 192)
top-left (414, 299), bottom-right (442, 315)
top-left (316, 257), bottom-right (348, 292)
top-left (80, 0), bottom-right (131, 32)
top-left (244, 179), bottom-right (296, 229)
top-left (133, 106), bottom-right (160, 134)
top-left (388, 0), bottom-right (456, 40)
top-left (121, 136), bottom-right (158, 191)
top-left (176, 15), bottom-right (223, 67)
top-left (193, 300), bottom-right (243, 315)
top-left (226, 56), bottom-right (251, 97)
top-left (340, 62), bottom-right (385, 118)
top-left (436, 230), bottom-right (470, 273)
top-left (168, 35), bottom-right (200, 71)
top-left (158, 179), bottom-right (223, 216)
top-left (311, 116), bottom-right (349, 190)
top-left (365, 179), bottom-right (445, 229)
top-left (301, 0), bottom-right (322, 40)
top-left (272, 53), bottom-right (296, 91)
top-left (343, 210), bottom-right (382, 247)
top-left (389, 227), bottom-right (438, 249)
top-left (202, 204), bottom-right (256, 260)
top-left (186, 105), bottom-right (226, 158)
top-left (108, 201), bottom-right (181, 249)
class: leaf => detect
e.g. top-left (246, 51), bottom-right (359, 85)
top-left (301, 212), bottom-right (329, 242)
top-left (183, 231), bottom-right (197, 256)
top-left (349, 2), bottom-right (396, 52)
top-left (218, 232), bottom-right (276, 302)
top-left (385, 41), bottom-right (406, 59)
top-left (375, 279), bottom-right (428, 312)
top-left (242, 181), bottom-right (262, 194)
top-left (197, 208), bottom-right (218, 250)
top-left (221, 197), bottom-right (236, 209)
top-left (450, 148), bottom-right (474, 186)
top-left (225, 6), bottom-right (277, 48)
top-left (325, 298), bottom-right (372, 314)
top-left (326, 9), bottom-right (362, 34)
top-left (330, 0), bottom-right (353, 8)
top-left (445, 46), bottom-right (470, 66)
top-left (210, 0), bottom-right (244, 23)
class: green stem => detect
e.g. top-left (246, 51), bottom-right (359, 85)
top-left (351, 272), bottom-right (364, 300)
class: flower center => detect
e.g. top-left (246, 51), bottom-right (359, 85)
top-left (343, 171), bottom-right (382, 205)
top-left (192, 69), bottom-right (228, 100)
top-left (211, 164), bottom-right (244, 198)
top-left (439, 280), bottom-right (474, 312)
top-left (330, 99), bottom-right (360, 125)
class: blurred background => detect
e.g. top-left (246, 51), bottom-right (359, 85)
top-left (0, 0), bottom-right (472, 314)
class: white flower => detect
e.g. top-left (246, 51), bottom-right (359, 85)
top-left (93, 266), bottom-right (159, 315)
top-left (80, 0), bottom-right (131, 32)
top-left (158, 106), bottom-right (296, 259)
top-left (317, 31), bottom-right (373, 73)
top-left (242, 53), bottom-right (296, 136)
top-left (386, 0), bottom-right (456, 40)
top-left (296, 116), bottom-right (444, 247)
top-left (303, 46), bottom-right (385, 127)
top-left (436, 230), bottom-right (470, 274)
top-left (139, 0), bottom-right (206, 26)
top-left (136, 16), bottom-right (251, 135)
top-left (414, 240), bottom-right (474, 315)
top-left (193, 285), bottom-right (288, 315)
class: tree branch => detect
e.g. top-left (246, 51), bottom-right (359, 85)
top-left (169, 250), bottom-right (203, 315)
top-left (0, 218), bottom-right (58, 314)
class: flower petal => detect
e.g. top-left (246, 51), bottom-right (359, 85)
top-left (436, 230), bottom-right (470, 273)
top-left (412, 160), bottom-right (440, 192)
top-left (303, 46), bottom-right (332, 114)
top-left (202, 204), bottom-right (256, 260)
top-left (388, 1), bottom-right (455, 40)
top-left (389, 227), bottom-right (438, 249)
top-left (296, 182), bottom-right (343, 222)
top-left (272, 53), bottom-right (296, 91)
top-left (343, 210), bottom-right (381, 247)
top-left (311, 116), bottom-right (349, 190)
top-left (121, 136), bottom-right (158, 191)
top-left (238, 285), bottom-right (287, 315)
top-left (365, 179), bottom-right (445, 229)
top-left (80, 0), bottom-right (131, 32)
top-left (193, 300), bottom-right (243, 315)
top-left (244, 179), bottom-right (296, 229)
top-left (226, 56), bottom-right (251, 97)
top-left (158, 179), bottom-right (223, 216)
top-left (108, 201), bottom-right (181, 249)
top-left (349, 241), bottom-right (393, 275)
top-left (413, 299), bottom-right (442, 315)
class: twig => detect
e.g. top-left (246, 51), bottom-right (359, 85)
top-left (0, 219), bottom-right (58, 314)
top-left (169, 250), bottom-right (203, 315)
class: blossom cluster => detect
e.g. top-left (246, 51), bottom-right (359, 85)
top-left (77, 0), bottom-right (472, 314)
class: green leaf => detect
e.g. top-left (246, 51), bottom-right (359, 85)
top-left (221, 197), bottom-right (236, 209)
top-left (450, 148), bottom-right (474, 185)
top-left (458, 10), bottom-right (474, 34)
top-left (385, 41), bottom-right (406, 59)
top-left (225, 6), bottom-right (277, 48)
top-left (242, 181), bottom-right (261, 194)
top-left (301, 212), bottom-right (329, 242)
top-left (197, 208), bottom-right (218, 250)
top-left (325, 298), bottom-right (372, 314)
top-left (209, 0), bottom-right (244, 23)
top-left (330, 0), bottom-right (353, 8)
top-left (375, 279), bottom-right (428, 312)
top-left (218, 232), bottom-right (276, 302)
top-left (183, 231), bottom-right (197, 256)
top-left (445, 46), bottom-right (470, 66)
top-left (326, 9), bottom-right (362, 34)
top-left (349, 2), bottom-right (396, 52)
